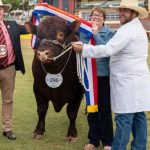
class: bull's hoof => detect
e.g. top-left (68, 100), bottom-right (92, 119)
top-left (32, 133), bottom-right (44, 140)
top-left (65, 136), bottom-right (78, 143)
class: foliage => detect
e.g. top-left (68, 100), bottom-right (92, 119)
top-left (3, 0), bottom-right (34, 11)
top-left (3, 0), bottom-right (20, 10)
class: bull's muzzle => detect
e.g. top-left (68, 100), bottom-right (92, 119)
top-left (37, 50), bottom-right (50, 61)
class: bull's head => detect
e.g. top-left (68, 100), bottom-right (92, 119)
top-left (36, 16), bottom-right (80, 63)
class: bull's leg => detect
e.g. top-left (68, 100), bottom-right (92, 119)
top-left (34, 99), bottom-right (49, 139)
top-left (66, 84), bottom-right (83, 142)
top-left (33, 87), bottom-right (49, 139)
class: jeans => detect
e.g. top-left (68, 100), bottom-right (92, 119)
top-left (112, 112), bottom-right (147, 150)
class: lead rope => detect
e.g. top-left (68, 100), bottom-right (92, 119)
top-left (41, 50), bottom-right (72, 74)
top-left (39, 43), bottom-right (72, 62)
top-left (76, 53), bottom-right (91, 91)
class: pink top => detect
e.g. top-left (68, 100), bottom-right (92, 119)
top-left (0, 21), bottom-right (15, 65)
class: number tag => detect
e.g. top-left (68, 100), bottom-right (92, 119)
top-left (45, 73), bottom-right (63, 88)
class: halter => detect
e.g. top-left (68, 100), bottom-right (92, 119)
top-left (38, 39), bottom-right (72, 61)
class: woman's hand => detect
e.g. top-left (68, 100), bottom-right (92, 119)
top-left (92, 22), bottom-right (103, 35)
top-left (92, 24), bottom-right (99, 35)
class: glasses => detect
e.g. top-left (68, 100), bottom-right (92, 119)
top-left (92, 13), bottom-right (103, 18)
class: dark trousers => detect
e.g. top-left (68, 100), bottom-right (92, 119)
top-left (87, 76), bottom-right (113, 147)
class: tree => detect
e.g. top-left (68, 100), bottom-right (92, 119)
top-left (3, 0), bottom-right (34, 11)
top-left (3, 0), bottom-right (20, 10)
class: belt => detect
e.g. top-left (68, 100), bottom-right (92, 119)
top-left (0, 63), bottom-right (15, 70)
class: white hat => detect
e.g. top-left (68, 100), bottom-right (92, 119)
top-left (0, 0), bottom-right (11, 13)
top-left (109, 0), bottom-right (148, 19)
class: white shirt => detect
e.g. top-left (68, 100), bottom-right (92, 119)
top-left (82, 18), bottom-right (150, 113)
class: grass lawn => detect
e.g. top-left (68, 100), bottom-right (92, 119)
top-left (0, 39), bottom-right (149, 150)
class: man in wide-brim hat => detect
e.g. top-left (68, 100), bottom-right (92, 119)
top-left (109, 0), bottom-right (148, 19)
top-left (0, 0), bottom-right (35, 141)
top-left (72, 0), bottom-right (150, 150)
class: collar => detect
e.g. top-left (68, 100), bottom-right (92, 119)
top-left (131, 17), bottom-right (140, 23)
top-left (122, 17), bottom-right (140, 27)
top-left (98, 26), bottom-right (108, 33)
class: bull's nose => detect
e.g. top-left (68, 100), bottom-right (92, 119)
top-left (37, 50), bottom-right (50, 56)
top-left (37, 50), bottom-right (50, 61)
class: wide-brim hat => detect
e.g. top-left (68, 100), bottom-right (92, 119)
top-left (109, 0), bottom-right (148, 19)
top-left (0, 0), bottom-right (11, 13)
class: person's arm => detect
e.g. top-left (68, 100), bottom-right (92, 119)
top-left (16, 21), bottom-right (37, 35)
top-left (24, 22), bottom-right (37, 34)
top-left (82, 27), bottom-right (131, 58)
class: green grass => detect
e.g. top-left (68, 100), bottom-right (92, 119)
top-left (0, 40), bottom-right (149, 150)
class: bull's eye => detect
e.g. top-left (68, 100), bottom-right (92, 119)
top-left (56, 32), bottom-right (65, 41)
top-left (45, 51), bottom-right (49, 55)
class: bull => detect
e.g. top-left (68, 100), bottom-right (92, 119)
top-left (31, 16), bottom-right (84, 142)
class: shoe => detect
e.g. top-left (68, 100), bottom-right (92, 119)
top-left (3, 131), bottom-right (16, 140)
top-left (104, 146), bottom-right (111, 150)
top-left (84, 144), bottom-right (96, 150)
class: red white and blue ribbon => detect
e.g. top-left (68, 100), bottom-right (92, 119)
top-left (31, 3), bottom-right (98, 112)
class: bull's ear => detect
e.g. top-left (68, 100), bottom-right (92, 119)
top-left (68, 20), bottom-right (81, 34)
